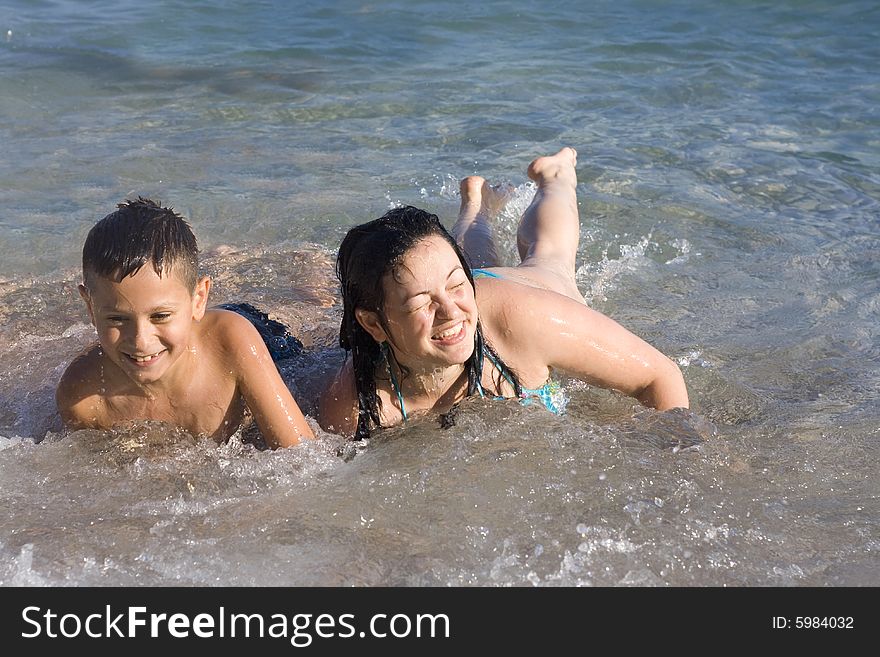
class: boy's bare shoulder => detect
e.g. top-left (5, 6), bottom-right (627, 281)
top-left (57, 344), bottom-right (104, 394)
top-left (197, 307), bottom-right (280, 379)
top-left (200, 307), bottom-right (264, 354)
top-left (56, 344), bottom-right (108, 428)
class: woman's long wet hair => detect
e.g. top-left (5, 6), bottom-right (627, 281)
top-left (336, 205), bottom-right (521, 440)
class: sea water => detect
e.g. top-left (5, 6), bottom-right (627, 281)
top-left (0, 0), bottom-right (877, 586)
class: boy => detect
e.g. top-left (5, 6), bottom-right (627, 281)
top-left (56, 197), bottom-right (314, 448)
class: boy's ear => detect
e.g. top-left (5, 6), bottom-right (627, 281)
top-left (354, 308), bottom-right (388, 344)
top-left (78, 284), bottom-right (95, 324)
top-left (191, 276), bottom-right (211, 321)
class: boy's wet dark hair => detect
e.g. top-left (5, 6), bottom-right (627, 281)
top-left (82, 197), bottom-right (199, 291)
top-left (336, 205), bottom-right (520, 440)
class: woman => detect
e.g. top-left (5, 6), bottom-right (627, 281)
top-left (320, 148), bottom-right (689, 439)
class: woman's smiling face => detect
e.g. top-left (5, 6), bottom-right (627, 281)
top-left (359, 235), bottom-right (478, 369)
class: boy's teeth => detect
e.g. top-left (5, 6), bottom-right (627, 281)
top-left (132, 353), bottom-right (158, 362)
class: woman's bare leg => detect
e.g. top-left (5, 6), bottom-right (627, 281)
top-left (455, 148), bottom-right (585, 304)
top-left (511, 147), bottom-right (585, 303)
top-left (452, 176), bottom-right (513, 268)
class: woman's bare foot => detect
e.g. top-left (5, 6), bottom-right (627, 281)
top-left (455, 176), bottom-right (512, 268)
top-left (513, 147), bottom-right (584, 303)
top-left (527, 147), bottom-right (578, 187)
top-left (458, 175), bottom-right (485, 219)
top-left (459, 176), bottom-right (516, 219)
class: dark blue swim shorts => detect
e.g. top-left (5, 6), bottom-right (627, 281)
top-left (217, 302), bottom-right (304, 362)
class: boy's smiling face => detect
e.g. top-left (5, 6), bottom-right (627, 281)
top-left (80, 263), bottom-right (210, 387)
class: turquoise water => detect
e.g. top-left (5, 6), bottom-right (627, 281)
top-left (0, 0), bottom-right (878, 586)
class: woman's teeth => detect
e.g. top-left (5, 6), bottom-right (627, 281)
top-left (433, 323), bottom-right (462, 340)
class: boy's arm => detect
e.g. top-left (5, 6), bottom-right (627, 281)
top-left (219, 312), bottom-right (315, 448)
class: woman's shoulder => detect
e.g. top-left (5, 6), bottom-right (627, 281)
top-left (476, 273), bottom-right (560, 324)
top-left (317, 360), bottom-right (359, 437)
top-left (476, 278), bottom-right (547, 351)
top-left (477, 275), bottom-right (588, 360)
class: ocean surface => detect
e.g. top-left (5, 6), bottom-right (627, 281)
top-left (0, 0), bottom-right (877, 586)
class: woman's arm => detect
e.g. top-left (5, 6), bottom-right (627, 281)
top-left (487, 284), bottom-right (689, 411)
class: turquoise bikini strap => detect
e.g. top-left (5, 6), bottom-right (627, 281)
top-left (383, 342), bottom-right (408, 421)
top-left (484, 350), bottom-right (517, 389)
top-left (471, 268), bottom-right (502, 280)
top-left (385, 344), bottom-right (521, 420)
